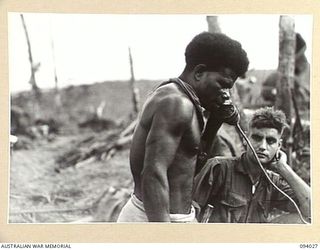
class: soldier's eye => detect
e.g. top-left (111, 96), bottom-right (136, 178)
top-left (251, 135), bottom-right (262, 142)
top-left (267, 138), bottom-right (277, 144)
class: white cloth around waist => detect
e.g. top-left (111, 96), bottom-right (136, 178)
top-left (117, 193), bottom-right (196, 223)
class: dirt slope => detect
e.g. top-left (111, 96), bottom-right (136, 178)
top-left (9, 133), bottom-right (133, 223)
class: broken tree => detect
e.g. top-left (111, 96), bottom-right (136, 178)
top-left (20, 14), bottom-right (42, 119)
top-left (128, 47), bottom-right (140, 117)
top-left (20, 14), bottom-right (40, 95)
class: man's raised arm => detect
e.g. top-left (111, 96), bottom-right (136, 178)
top-left (271, 151), bottom-right (311, 219)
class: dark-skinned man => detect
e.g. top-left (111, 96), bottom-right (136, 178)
top-left (117, 32), bottom-right (249, 222)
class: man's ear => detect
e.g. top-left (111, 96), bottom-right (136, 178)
top-left (278, 139), bottom-right (283, 150)
top-left (194, 64), bottom-right (207, 81)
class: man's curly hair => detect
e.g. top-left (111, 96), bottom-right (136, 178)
top-left (185, 32), bottom-right (249, 77)
top-left (249, 107), bottom-right (289, 134)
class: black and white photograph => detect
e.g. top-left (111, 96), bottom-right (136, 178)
top-left (8, 13), bottom-right (312, 225)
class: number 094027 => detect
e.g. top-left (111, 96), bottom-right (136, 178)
top-left (300, 244), bottom-right (318, 248)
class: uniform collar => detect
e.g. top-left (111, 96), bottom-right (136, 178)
top-left (237, 153), bottom-right (263, 184)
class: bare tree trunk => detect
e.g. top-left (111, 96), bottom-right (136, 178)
top-left (50, 30), bottom-right (62, 108)
top-left (276, 15), bottom-right (296, 165)
top-left (128, 47), bottom-right (140, 117)
top-left (207, 16), bottom-right (221, 33)
top-left (20, 14), bottom-right (41, 119)
top-left (20, 14), bottom-right (41, 98)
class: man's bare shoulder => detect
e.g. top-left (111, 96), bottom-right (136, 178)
top-left (151, 83), bottom-right (195, 121)
top-left (139, 83), bottom-right (196, 132)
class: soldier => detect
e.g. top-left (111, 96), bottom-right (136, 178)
top-left (193, 107), bottom-right (310, 223)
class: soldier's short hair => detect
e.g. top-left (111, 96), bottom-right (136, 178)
top-left (249, 107), bottom-right (289, 134)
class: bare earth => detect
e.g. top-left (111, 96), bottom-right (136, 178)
top-left (9, 133), bottom-right (133, 223)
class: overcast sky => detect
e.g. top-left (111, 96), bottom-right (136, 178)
top-left (8, 14), bottom-right (313, 93)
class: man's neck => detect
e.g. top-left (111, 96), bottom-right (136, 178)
top-left (178, 74), bottom-right (199, 97)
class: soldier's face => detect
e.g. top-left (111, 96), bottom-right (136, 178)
top-left (247, 127), bottom-right (282, 165)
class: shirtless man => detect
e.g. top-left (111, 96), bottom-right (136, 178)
top-left (117, 32), bottom-right (249, 222)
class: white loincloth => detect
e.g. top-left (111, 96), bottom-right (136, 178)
top-left (116, 193), bottom-right (197, 223)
